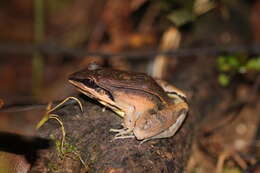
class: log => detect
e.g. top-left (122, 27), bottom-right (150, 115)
top-left (29, 96), bottom-right (194, 173)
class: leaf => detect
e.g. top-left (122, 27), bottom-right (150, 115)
top-left (227, 56), bottom-right (240, 68)
top-left (217, 55), bottom-right (241, 72)
top-left (217, 56), bottom-right (230, 72)
top-left (218, 74), bottom-right (230, 86)
top-left (246, 57), bottom-right (260, 71)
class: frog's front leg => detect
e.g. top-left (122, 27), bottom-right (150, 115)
top-left (110, 105), bottom-right (137, 139)
top-left (133, 101), bottom-right (188, 140)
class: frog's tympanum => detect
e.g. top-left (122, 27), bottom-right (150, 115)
top-left (68, 65), bottom-right (189, 141)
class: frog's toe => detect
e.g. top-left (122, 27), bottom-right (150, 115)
top-left (109, 128), bottom-right (126, 133)
top-left (113, 135), bottom-right (135, 140)
top-left (110, 128), bottom-right (135, 139)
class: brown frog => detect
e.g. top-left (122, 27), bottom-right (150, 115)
top-left (68, 65), bottom-right (189, 141)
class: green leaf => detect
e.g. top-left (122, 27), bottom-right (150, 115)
top-left (246, 57), bottom-right (260, 71)
top-left (227, 56), bottom-right (240, 68)
top-left (217, 56), bottom-right (230, 72)
top-left (218, 74), bottom-right (230, 86)
top-left (217, 55), bottom-right (242, 72)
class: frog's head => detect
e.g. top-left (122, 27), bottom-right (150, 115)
top-left (68, 65), bottom-right (115, 106)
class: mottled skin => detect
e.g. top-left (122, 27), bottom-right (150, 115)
top-left (68, 65), bottom-right (189, 141)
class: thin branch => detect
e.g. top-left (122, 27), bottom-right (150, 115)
top-left (0, 99), bottom-right (78, 113)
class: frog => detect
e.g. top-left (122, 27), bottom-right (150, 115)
top-left (68, 64), bottom-right (189, 141)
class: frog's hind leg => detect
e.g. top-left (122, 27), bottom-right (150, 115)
top-left (137, 109), bottom-right (187, 145)
top-left (148, 109), bottom-right (187, 141)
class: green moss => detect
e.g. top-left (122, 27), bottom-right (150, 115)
top-left (47, 162), bottom-right (59, 171)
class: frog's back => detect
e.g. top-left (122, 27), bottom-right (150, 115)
top-left (95, 68), bottom-right (168, 101)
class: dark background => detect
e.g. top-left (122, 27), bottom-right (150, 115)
top-left (0, 0), bottom-right (259, 172)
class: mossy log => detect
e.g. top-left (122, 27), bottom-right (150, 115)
top-left (29, 96), bottom-right (194, 173)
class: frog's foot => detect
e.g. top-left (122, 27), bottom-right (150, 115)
top-left (109, 128), bottom-right (127, 133)
top-left (113, 135), bottom-right (135, 140)
top-left (110, 128), bottom-right (135, 140)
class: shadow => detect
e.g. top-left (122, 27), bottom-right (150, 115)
top-left (0, 131), bottom-right (52, 165)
